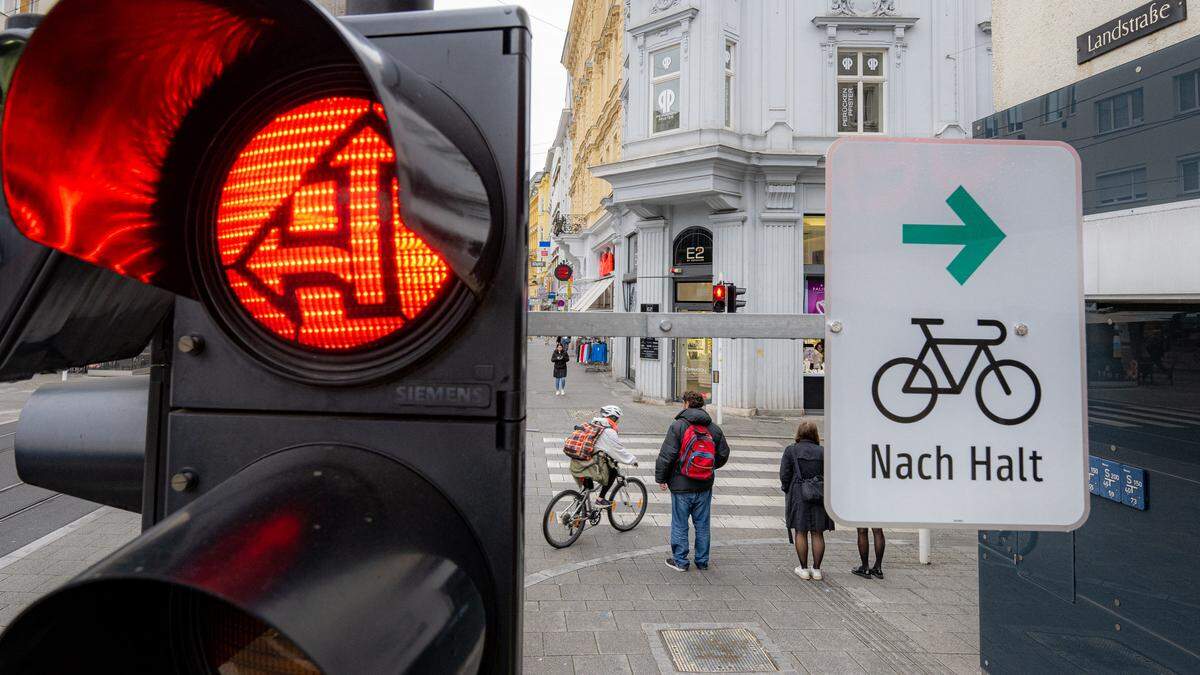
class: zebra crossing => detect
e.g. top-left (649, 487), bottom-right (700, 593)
top-left (1087, 399), bottom-right (1200, 430)
top-left (540, 434), bottom-right (790, 530)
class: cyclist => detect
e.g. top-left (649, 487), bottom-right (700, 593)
top-left (569, 405), bottom-right (637, 507)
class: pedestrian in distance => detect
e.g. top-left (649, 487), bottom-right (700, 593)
top-left (655, 390), bottom-right (731, 572)
top-left (853, 528), bottom-right (886, 579)
top-left (551, 342), bottom-right (569, 396)
top-left (780, 420), bottom-right (834, 581)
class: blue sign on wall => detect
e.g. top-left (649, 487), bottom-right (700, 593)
top-left (1088, 456), bottom-right (1147, 510)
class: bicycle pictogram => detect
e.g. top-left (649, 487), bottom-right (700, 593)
top-left (871, 318), bottom-right (1041, 425)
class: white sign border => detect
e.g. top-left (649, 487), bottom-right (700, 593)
top-left (822, 136), bottom-right (1091, 532)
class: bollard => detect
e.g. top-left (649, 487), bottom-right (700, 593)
top-left (919, 528), bottom-right (931, 564)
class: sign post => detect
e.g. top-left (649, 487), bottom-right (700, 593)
top-left (826, 137), bottom-right (1088, 530)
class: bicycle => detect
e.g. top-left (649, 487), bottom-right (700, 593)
top-left (871, 318), bottom-right (1041, 426)
top-left (542, 457), bottom-right (648, 549)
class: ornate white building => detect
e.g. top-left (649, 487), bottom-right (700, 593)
top-left (563, 0), bottom-right (994, 412)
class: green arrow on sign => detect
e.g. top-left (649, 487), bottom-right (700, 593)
top-left (902, 186), bottom-right (1005, 285)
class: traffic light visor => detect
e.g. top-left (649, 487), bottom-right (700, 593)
top-left (1, 0), bottom-right (500, 302)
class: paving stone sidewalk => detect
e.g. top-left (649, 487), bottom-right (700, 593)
top-left (525, 339), bottom-right (982, 674)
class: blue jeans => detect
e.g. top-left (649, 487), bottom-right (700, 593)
top-left (670, 490), bottom-right (713, 568)
top-left (554, 376), bottom-right (566, 392)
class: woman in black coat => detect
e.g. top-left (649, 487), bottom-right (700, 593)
top-left (780, 420), bottom-right (835, 580)
top-left (551, 344), bottom-right (569, 396)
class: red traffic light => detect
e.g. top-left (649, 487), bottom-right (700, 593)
top-left (216, 96), bottom-right (451, 352)
top-left (712, 284), bottom-right (727, 301)
top-left (553, 263), bottom-right (573, 281)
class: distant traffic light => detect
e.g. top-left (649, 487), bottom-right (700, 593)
top-left (712, 283), bottom-right (727, 313)
top-left (554, 262), bottom-right (574, 281)
top-left (727, 283), bottom-right (747, 313)
top-left (0, 1), bottom-right (528, 673)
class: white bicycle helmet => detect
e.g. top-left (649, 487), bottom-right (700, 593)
top-left (599, 405), bottom-right (623, 421)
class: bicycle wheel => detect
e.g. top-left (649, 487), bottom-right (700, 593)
top-left (607, 477), bottom-right (648, 532)
top-left (543, 490), bottom-right (587, 548)
top-left (871, 357), bottom-right (938, 423)
top-left (976, 359), bottom-right (1041, 425)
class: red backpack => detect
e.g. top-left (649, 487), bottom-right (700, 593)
top-left (678, 424), bottom-right (717, 480)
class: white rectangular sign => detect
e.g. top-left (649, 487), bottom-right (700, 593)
top-left (825, 137), bottom-right (1088, 530)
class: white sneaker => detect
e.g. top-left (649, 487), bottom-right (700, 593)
top-left (794, 566), bottom-right (811, 580)
top-left (811, 568), bottom-right (823, 580)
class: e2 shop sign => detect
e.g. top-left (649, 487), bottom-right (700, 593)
top-left (1077, 0), bottom-right (1187, 64)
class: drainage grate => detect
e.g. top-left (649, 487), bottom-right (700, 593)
top-left (659, 627), bottom-right (778, 673)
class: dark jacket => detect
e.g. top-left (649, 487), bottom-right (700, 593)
top-left (655, 407), bottom-right (731, 492)
top-left (551, 349), bottom-right (569, 377)
top-left (780, 441), bottom-right (834, 532)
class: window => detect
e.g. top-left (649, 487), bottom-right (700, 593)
top-left (723, 41), bottom-right (735, 129)
top-left (675, 282), bottom-right (713, 303)
top-left (836, 49), bottom-right (885, 133)
top-left (1095, 167), bottom-right (1148, 205)
top-left (651, 44), bottom-right (681, 133)
top-left (1005, 107), bottom-right (1023, 134)
top-left (1096, 89), bottom-right (1144, 133)
top-left (981, 116), bottom-right (999, 138)
top-left (1044, 86), bottom-right (1076, 122)
top-left (1178, 69), bottom-right (1200, 114)
top-left (1181, 156), bottom-right (1200, 194)
top-left (626, 233), bottom-right (639, 275)
top-left (803, 216), bottom-right (826, 266)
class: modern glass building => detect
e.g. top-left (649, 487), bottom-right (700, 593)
top-left (976, 7), bottom-right (1200, 671)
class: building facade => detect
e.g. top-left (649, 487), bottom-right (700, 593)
top-left (569, 0), bottom-right (993, 411)
top-left (527, 171), bottom-right (552, 309)
top-left (555, 0), bottom-right (626, 317)
top-left (978, 3), bottom-right (1200, 671)
top-left (1, 0), bottom-right (57, 13)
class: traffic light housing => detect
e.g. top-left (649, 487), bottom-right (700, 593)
top-left (727, 283), bottom-right (747, 313)
top-left (0, 2), bottom-right (529, 672)
top-left (712, 282), bottom-right (727, 313)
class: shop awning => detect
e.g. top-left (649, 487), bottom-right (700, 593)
top-left (570, 276), bottom-right (614, 312)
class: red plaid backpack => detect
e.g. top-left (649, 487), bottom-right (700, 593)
top-left (563, 423), bottom-right (605, 462)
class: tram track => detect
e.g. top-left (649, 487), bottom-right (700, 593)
top-left (0, 419), bottom-right (99, 558)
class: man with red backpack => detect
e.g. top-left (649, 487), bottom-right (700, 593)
top-left (655, 390), bottom-right (731, 572)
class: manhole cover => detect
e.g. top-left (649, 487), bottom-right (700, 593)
top-left (659, 627), bottom-right (778, 673)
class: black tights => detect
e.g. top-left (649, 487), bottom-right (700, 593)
top-left (583, 478), bottom-right (614, 500)
top-left (793, 530), bottom-right (826, 569)
top-left (857, 528), bottom-right (886, 569)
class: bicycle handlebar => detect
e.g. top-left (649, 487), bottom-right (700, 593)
top-left (976, 319), bottom-right (1006, 344)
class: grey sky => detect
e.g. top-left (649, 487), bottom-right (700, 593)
top-left (435, 1), bottom-right (572, 175)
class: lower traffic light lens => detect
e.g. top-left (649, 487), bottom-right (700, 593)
top-left (215, 96), bottom-right (452, 353)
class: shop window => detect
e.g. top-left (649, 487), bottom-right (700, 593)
top-left (836, 49), bottom-right (885, 133)
top-left (724, 40), bottom-right (735, 129)
top-left (1178, 69), bottom-right (1200, 114)
top-left (1181, 155), bottom-right (1200, 194)
top-left (803, 215), bottom-right (826, 266)
top-left (651, 44), bottom-right (681, 133)
top-left (803, 340), bottom-right (825, 376)
top-left (1095, 166), bottom-right (1148, 205)
top-left (1096, 89), bottom-right (1143, 134)
top-left (598, 249), bottom-right (614, 277)
top-left (675, 281), bottom-right (713, 303)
